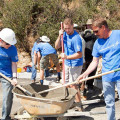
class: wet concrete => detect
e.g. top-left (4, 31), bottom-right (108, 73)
top-left (13, 83), bottom-right (77, 101)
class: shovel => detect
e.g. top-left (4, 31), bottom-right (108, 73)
top-left (61, 22), bottom-right (65, 84)
top-left (0, 73), bottom-right (33, 97)
top-left (37, 68), bottom-right (120, 95)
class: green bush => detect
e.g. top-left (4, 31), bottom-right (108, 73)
top-left (2, 0), bottom-right (35, 52)
top-left (1, 0), bottom-right (120, 53)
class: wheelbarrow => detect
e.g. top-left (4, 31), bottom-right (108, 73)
top-left (12, 83), bottom-right (77, 116)
top-left (12, 83), bottom-right (106, 120)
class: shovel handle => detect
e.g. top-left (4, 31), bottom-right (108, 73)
top-left (0, 73), bottom-right (13, 83)
top-left (61, 22), bottom-right (65, 84)
top-left (0, 72), bottom-right (33, 96)
top-left (0, 73), bottom-right (24, 91)
top-left (38, 68), bottom-right (120, 94)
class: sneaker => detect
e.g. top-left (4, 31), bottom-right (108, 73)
top-left (56, 77), bottom-right (61, 83)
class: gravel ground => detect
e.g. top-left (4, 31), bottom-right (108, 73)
top-left (0, 74), bottom-right (120, 120)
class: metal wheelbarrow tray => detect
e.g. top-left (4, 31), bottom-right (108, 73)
top-left (13, 83), bottom-right (77, 116)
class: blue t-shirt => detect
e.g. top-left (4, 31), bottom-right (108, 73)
top-left (0, 46), bottom-right (18, 77)
top-left (35, 42), bottom-right (56, 56)
top-left (63, 30), bottom-right (83, 67)
top-left (31, 42), bottom-right (37, 55)
top-left (92, 30), bottom-right (120, 82)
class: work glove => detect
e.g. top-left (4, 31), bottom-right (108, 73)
top-left (59, 29), bottom-right (64, 36)
top-left (61, 53), bottom-right (67, 59)
top-left (11, 78), bottom-right (17, 86)
top-left (34, 64), bottom-right (37, 69)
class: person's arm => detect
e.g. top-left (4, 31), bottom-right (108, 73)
top-left (11, 62), bottom-right (17, 86)
top-left (61, 51), bottom-right (82, 60)
top-left (37, 51), bottom-right (41, 70)
top-left (77, 57), bottom-right (99, 82)
top-left (55, 29), bottom-right (64, 49)
top-left (34, 51), bottom-right (38, 66)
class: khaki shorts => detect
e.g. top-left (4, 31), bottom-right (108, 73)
top-left (64, 65), bottom-right (83, 83)
top-left (40, 54), bottom-right (59, 69)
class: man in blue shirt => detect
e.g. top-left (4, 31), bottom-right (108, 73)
top-left (0, 28), bottom-right (18, 120)
top-left (31, 38), bottom-right (50, 83)
top-left (55, 18), bottom-right (83, 111)
top-left (34, 36), bottom-right (61, 84)
top-left (77, 18), bottom-right (120, 120)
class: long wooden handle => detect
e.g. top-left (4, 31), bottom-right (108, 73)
top-left (0, 72), bottom-right (33, 96)
top-left (61, 22), bottom-right (65, 84)
top-left (38, 68), bottom-right (120, 94)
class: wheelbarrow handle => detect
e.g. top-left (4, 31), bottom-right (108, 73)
top-left (37, 68), bottom-right (120, 94)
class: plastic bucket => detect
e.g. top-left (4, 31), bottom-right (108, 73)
top-left (17, 68), bottom-right (22, 73)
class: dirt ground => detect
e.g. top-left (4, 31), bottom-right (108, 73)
top-left (0, 76), bottom-right (120, 120)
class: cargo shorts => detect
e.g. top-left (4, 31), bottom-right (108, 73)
top-left (40, 54), bottom-right (59, 69)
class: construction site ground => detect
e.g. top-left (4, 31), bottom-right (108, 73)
top-left (0, 72), bottom-right (120, 120)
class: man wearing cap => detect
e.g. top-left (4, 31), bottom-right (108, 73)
top-left (77, 17), bottom-right (120, 120)
top-left (31, 37), bottom-right (51, 83)
top-left (34, 36), bottom-right (61, 84)
top-left (0, 28), bottom-right (18, 120)
top-left (82, 19), bottom-right (97, 93)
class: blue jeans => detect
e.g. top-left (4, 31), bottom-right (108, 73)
top-left (0, 77), bottom-right (13, 120)
top-left (102, 81), bottom-right (120, 120)
top-left (44, 69), bottom-right (49, 77)
top-left (31, 53), bottom-right (37, 80)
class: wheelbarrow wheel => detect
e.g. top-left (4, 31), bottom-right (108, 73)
top-left (44, 117), bottom-right (57, 120)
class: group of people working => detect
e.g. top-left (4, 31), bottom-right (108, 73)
top-left (0, 17), bottom-right (120, 120)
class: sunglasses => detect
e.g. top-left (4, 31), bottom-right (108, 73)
top-left (0, 39), bottom-right (10, 46)
top-left (5, 42), bottom-right (10, 45)
top-left (93, 30), bottom-right (99, 33)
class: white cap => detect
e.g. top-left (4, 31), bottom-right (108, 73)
top-left (40, 36), bottom-right (50, 42)
top-left (73, 23), bottom-right (79, 28)
top-left (0, 28), bottom-right (17, 45)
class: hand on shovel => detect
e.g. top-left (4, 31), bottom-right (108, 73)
top-left (61, 53), bottom-right (67, 59)
top-left (59, 29), bottom-right (64, 36)
top-left (11, 78), bottom-right (18, 86)
top-left (76, 73), bottom-right (88, 84)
